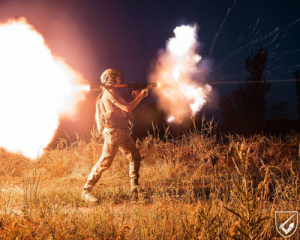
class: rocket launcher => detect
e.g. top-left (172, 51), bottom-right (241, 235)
top-left (89, 83), bottom-right (158, 91)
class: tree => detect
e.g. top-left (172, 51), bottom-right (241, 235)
top-left (269, 101), bottom-right (290, 122)
top-left (219, 47), bottom-right (270, 135)
top-left (264, 101), bottom-right (293, 135)
top-left (295, 70), bottom-right (300, 121)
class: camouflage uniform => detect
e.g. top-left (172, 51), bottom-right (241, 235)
top-left (83, 89), bottom-right (142, 191)
top-left (84, 128), bottom-right (141, 190)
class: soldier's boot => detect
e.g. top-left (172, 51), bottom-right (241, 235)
top-left (130, 179), bottom-right (141, 194)
top-left (81, 189), bottom-right (98, 203)
top-left (131, 184), bottom-right (141, 193)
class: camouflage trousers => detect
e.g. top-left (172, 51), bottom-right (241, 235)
top-left (84, 128), bottom-right (141, 190)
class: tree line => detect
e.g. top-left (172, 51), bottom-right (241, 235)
top-left (219, 47), bottom-right (300, 135)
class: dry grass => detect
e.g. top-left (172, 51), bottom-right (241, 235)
top-left (0, 119), bottom-right (300, 239)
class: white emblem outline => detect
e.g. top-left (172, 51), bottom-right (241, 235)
top-left (275, 211), bottom-right (298, 238)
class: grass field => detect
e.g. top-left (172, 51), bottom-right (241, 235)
top-left (0, 120), bottom-right (300, 239)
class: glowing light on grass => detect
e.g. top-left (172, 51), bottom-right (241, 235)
top-left (167, 116), bottom-right (175, 122)
top-left (150, 25), bottom-right (211, 123)
top-left (0, 18), bottom-right (89, 159)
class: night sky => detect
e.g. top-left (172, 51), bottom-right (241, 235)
top-left (0, 0), bottom-right (299, 138)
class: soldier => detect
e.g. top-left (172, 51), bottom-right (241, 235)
top-left (82, 69), bottom-right (149, 203)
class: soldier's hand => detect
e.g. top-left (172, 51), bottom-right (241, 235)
top-left (140, 89), bottom-right (148, 98)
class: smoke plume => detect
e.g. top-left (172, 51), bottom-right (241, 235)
top-left (150, 25), bottom-right (212, 123)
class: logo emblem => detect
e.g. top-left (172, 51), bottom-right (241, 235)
top-left (275, 211), bottom-right (298, 238)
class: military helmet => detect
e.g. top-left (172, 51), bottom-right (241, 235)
top-left (100, 69), bottom-right (122, 84)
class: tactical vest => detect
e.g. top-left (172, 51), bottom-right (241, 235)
top-left (95, 90), bottom-right (132, 132)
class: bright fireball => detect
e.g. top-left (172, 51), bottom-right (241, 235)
top-left (0, 18), bottom-right (88, 159)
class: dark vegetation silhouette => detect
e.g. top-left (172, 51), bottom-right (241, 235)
top-left (295, 70), bottom-right (300, 121)
top-left (219, 47), bottom-right (270, 135)
top-left (264, 71), bottom-right (300, 135)
top-left (264, 101), bottom-right (294, 135)
top-left (219, 47), bottom-right (300, 136)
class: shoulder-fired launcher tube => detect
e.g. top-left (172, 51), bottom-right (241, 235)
top-left (89, 83), bottom-right (158, 91)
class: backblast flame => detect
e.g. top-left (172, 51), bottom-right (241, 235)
top-left (0, 18), bottom-right (88, 159)
top-left (150, 25), bottom-right (211, 123)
